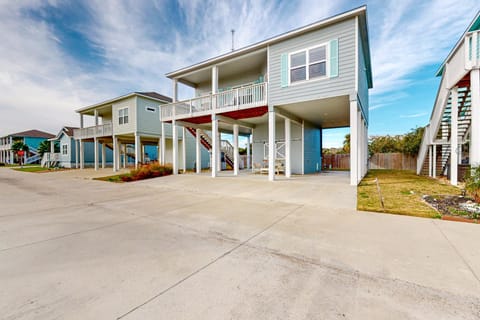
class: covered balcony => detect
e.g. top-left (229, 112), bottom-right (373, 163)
top-left (74, 123), bottom-right (113, 140)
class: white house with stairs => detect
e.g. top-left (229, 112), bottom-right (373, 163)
top-left (74, 92), bottom-right (208, 171)
top-left (417, 11), bottom-right (480, 185)
top-left (160, 6), bottom-right (372, 185)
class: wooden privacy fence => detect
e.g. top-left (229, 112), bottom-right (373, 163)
top-left (322, 154), bottom-right (350, 169)
top-left (322, 153), bottom-right (417, 171)
top-left (370, 153), bottom-right (417, 170)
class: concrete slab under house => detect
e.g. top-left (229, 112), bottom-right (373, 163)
top-left (417, 11), bottom-right (480, 186)
top-left (74, 92), bottom-right (210, 172)
top-left (161, 6), bottom-right (372, 185)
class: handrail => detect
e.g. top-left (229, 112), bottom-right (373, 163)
top-left (74, 123), bottom-right (113, 139)
top-left (161, 82), bottom-right (267, 120)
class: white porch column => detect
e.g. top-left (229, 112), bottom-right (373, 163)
top-left (94, 137), bottom-right (99, 171)
top-left (112, 136), bottom-right (118, 172)
top-left (350, 100), bottom-right (359, 185)
top-left (211, 115), bottom-right (218, 178)
top-left (123, 144), bottom-right (127, 168)
top-left (135, 134), bottom-right (141, 169)
top-left (450, 87), bottom-right (458, 186)
top-left (79, 140), bottom-right (84, 169)
top-left (285, 118), bottom-right (291, 178)
top-left (268, 108), bottom-right (276, 181)
top-left (172, 120), bottom-right (178, 174)
top-left (9, 137), bottom-right (13, 164)
top-left (182, 127), bottom-right (186, 173)
top-left (101, 143), bottom-right (106, 169)
top-left (157, 138), bottom-right (162, 164)
top-left (161, 122), bottom-right (166, 165)
top-left (50, 140), bottom-right (54, 154)
top-left (246, 133), bottom-right (251, 170)
top-left (217, 131), bottom-right (221, 172)
top-left (75, 140), bottom-right (79, 169)
top-left (172, 79), bottom-right (178, 102)
top-left (471, 69), bottom-right (480, 166)
top-left (428, 145), bottom-right (433, 177)
top-left (458, 144), bottom-right (462, 164)
top-left (196, 128), bottom-right (201, 174)
top-left (432, 144), bottom-right (437, 178)
top-left (233, 124), bottom-right (239, 176)
top-left (212, 66), bottom-right (218, 94)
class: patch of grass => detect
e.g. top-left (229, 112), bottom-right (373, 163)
top-left (13, 166), bottom-right (51, 173)
top-left (358, 170), bottom-right (461, 219)
top-left (94, 174), bottom-right (129, 183)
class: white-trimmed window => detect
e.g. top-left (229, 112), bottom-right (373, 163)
top-left (289, 44), bottom-right (327, 84)
top-left (62, 144), bottom-right (68, 155)
top-left (118, 107), bottom-right (129, 125)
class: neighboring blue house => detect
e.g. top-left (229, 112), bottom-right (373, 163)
top-left (42, 126), bottom-right (114, 168)
top-left (0, 129), bottom-right (55, 164)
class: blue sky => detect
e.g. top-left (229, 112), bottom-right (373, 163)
top-left (0, 0), bottom-right (479, 147)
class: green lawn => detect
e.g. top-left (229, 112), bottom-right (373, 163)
top-left (13, 166), bottom-right (50, 173)
top-left (358, 170), bottom-right (462, 218)
top-left (93, 174), bottom-right (129, 183)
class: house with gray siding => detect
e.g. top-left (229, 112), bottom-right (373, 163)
top-left (161, 6), bottom-right (372, 185)
top-left (74, 92), bottom-right (208, 172)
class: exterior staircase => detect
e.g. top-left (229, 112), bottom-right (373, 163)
top-left (26, 147), bottom-right (41, 164)
top-left (185, 127), bottom-right (237, 169)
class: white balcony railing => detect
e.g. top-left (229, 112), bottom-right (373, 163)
top-left (74, 123), bottom-right (113, 140)
top-left (161, 82), bottom-right (267, 121)
top-left (465, 30), bottom-right (480, 69)
top-left (0, 143), bottom-right (12, 150)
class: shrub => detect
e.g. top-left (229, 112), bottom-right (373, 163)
top-left (127, 163), bottom-right (173, 181)
top-left (465, 166), bottom-right (480, 203)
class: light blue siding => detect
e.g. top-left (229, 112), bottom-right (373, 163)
top-left (269, 18), bottom-right (356, 106)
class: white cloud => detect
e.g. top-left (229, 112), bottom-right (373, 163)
top-left (400, 112), bottom-right (428, 118)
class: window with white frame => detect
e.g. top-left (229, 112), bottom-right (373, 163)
top-left (118, 107), bottom-right (129, 125)
top-left (289, 44), bottom-right (327, 83)
top-left (62, 144), bottom-right (68, 155)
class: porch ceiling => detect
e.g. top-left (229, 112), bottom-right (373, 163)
top-left (177, 49), bottom-right (267, 87)
top-left (277, 95), bottom-right (350, 129)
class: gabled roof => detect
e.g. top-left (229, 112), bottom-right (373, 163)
top-left (50, 126), bottom-right (79, 140)
top-left (76, 91), bottom-right (172, 113)
top-left (166, 5), bottom-right (373, 88)
top-left (435, 10), bottom-right (480, 77)
top-left (10, 129), bottom-right (54, 139)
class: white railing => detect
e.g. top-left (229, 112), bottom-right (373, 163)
top-left (41, 152), bottom-right (60, 167)
top-left (161, 82), bottom-right (267, 121)
top-left (465, 30), bottom-right (480, 69)
top-left (264, 141), bottom-right (286, 160)
top-left (74, 123), bottom-right (113, 139)
top-left (0, 143), bottom-right (12, 150)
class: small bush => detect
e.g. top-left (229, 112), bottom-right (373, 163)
top-left (127, 163), bottom-right (173, 181)
top-left (465, 166), bottom-right (480, 203)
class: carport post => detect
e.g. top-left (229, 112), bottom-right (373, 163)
top-left (196, 128), bottom-right (201, 174)
top-left (246, 133), bottom-right (251, 170)
top-left (450, 87), bottom-right (458, 186)
top-left (79, 140), bottom-right (84, 170)
top-left (182, 127), bottom-right (186, 173)
top-left (211, 115), bottom-right (218, 178)
top-left (94, 137), bottom-right (99, 171)
top-left (172, 120), bottom-right (178, 175)
top-left (285, 118), bottom-right (291, 178)
top-left (135, 133), bottom-right (141, 169)
top-left (233, 124), bottom-right (239, 176)
top-left (161, 121), bottom-right (166, 165)
top-left (268, 108), bottom-right (276, 181)
top-left (112, 136), bottom-right (117, 172)
top-left (101, 143), bottom-right (106, 169)
top-left (349, 99), bottom-right (358, 186)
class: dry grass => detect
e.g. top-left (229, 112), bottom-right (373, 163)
top-left (358, 170), bottom-right (462, 218)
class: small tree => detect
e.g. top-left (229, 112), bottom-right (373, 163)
top-left (402, 127), bottom-right (425, 156)
top-left (11, 141), bottom-right (29, 167)
top-left (342, 134), bottom-right (350, 153)
top-left (37, 140), bottom-right (59, 157)
top-left (465, 166), bottom-right (480, 203)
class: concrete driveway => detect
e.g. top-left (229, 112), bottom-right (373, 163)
top-left (0, 168), bottom-right (479, 319)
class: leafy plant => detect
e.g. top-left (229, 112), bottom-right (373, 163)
top-left (121, 163), bottom-right (173, 182)
top-left (465, 166), bottom-right (480, 203)
top-left (37, 140), bottom-right (60, 156)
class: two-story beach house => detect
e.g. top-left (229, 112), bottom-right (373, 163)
top-left (417, 11), bottom-right (480, 185)
top-left (0, 129), bottom-right (54, 165)
top-left (160, 6), bottom-right (372, 185)
top-left (74, 92), bottom-right (208, 171)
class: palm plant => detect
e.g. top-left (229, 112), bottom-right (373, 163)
top-left (11, 141), bottom-right (29, 167)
